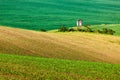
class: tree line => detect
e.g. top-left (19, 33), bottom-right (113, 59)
top-left (58, 26), bottom-right (115, 35)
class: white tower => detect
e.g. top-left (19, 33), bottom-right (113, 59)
top-left (77, 20), bottom-right (82, 27)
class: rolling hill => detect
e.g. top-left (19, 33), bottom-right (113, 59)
top-left (50, 24), bottom-right (120, 36)
top-left (90, 24), bottom-right (120, 36)
top-left (0, 53), bottom-right (120, 80)
top-left (1, 26), bottom-right (120, 64)
top-left (0, 0), bottom-right (120, 30)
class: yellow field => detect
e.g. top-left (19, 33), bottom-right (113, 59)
top-left (0, 26), bottom-right (120, 64)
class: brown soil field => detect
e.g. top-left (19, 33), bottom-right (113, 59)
top-left (0, 26), bottom-right (120, 63)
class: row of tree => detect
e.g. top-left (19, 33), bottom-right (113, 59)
top-left (58, 26), bottom-right (115, 35)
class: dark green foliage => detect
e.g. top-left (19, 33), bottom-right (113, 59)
top-left (107, 29), bottom-right (116, 35)
top-left (85, 29), bottom-right (94, 32)
top-left (68, 28), bottom-right (76, 32)
top-left (94, 29), bottom-right (102, 33)
top-left (102, 28), bottom-right (108, 34)
top-left (58, 26), bottom-right (115, 35)
top-left (58, 26), bottom-right (68, 32)
top-left (40, 29), bottom-right (47, 32)
top-left (84, 25), bottom-right (93, 32)
top-left (90, 24), bottom-right (120, 36)
top-left (102, 28), bottom-right (116, 35)
top-left (77, 28), bottom-right (83, 31)
top-left (84, 25), bottom-right (91, 29)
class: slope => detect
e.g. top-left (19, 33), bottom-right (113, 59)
top-left (0, 26), bottom-right (120, 63)
top-left (0, 0), bottom-right (120, 30)
top-left (90, 24), bottom-right (120, 36)
top-left (0, 53), bottom-right (120, 80)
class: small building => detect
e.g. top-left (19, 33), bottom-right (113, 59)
top-left (77, 19), bottom-right (82, 27)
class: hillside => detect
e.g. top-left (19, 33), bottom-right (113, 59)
top-left (90, 24), bottom-right (120, 36)
top-left (0, 0), bottom-right (120, 30)
top-left (0, 53), bottom-right (120, 80)
top-left (0, 26), bottom-right (120, 63)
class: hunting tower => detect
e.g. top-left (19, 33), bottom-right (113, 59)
top-left (77, 19), bottom-right (82, 27)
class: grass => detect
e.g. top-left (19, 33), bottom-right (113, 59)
top-left (1, 26), bottom-right (120, 64)
top-left (51, 24), bottom-right (120, 36)
top-left (0, 0), bottom-right (120, 30)
top-left (89, 24), bottom-right (120, 36)
top-left (0, 53), bottom-right (120, 80)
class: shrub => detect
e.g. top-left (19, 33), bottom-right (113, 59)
top-left (107, 29), bottom-right (115, 35)
top-left (85, 29), bottom-right (94, 32)
top-left (94, 29), bottom-right (102, 33)
top-left (101, 28), bottom-right (115, 35)
top-left (68, 28), bottom-right (75, 32)
top-left (58, 26), bottom-right (68, 32)
top-left (102, 28), bottom-right (108, 34)
top-left (40, 29), bottom-right (47, 32)
top-left (80, 29), bottom-right (86, 32)
top-left (77, 28), bottom-right (82, 31)
top-left (58, 26), bottom-right (115, 35)
top-left (84, 25), bottom-right (91, 29)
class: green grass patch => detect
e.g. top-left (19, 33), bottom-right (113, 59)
top-left (90, 24), bottom-right (120, 36)
top-left (0, 0), bottom-right (120, 30)
top-left (0, 53), bottom-right (120, 80)
top-left (49, 24), bottom-right (120, 36)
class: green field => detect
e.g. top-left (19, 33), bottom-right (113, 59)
top-left (90, 24), bottom-right (120, 36)
top-left (0, 0), bottom-right (120, 30)
top-left (0, 53), bottom-right (120, 80)
top-left (1, 25), bottom-right (120, 79)
top-left (50, 24), bottom-right (120, 36)
top-left (0, 1), bottom-right (120, 79)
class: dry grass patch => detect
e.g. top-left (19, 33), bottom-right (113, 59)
top-left (0, 26), bottom-right (120, 63)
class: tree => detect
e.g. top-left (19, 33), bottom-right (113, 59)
top-left (58, 26), bottom-right (68, 32)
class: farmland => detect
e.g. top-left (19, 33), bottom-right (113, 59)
top-left (90, 24), bottom-right (120, 36)
top-left (0, 0), bottom-right (120, 79)
top-left (1, 26), bottom-right (120, 64)
top-left (0, 25), bottom-right (120, 79)
top-left (0, 0), bottom-right (120, 30)
top-left (0, 53), bottom-right (120, 80)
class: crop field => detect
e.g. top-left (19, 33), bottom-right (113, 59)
top-left (0, 0), bottom-right (120, 30)
top-left (89, 24), bottom-right (120, 36)
top-left (1, 26), bottom-right (120, 64)
top-left (0, 53), bottom-right (120, 80)
top-left (0, 0), bottom-right (120, 79)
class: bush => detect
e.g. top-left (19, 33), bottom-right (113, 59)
top-left (107, 29), bottom-right (115, 35)
top-left (94, 29), bottom-right (102, 33)
top-left (58, 26), bottom-right (68, 32)
top-left (102, 28), bottom-right (108, 34)
top-left (77, 27), bottom-right (93, 32)
top-left (77, 28), bottom-right (82, 31)
top-left (101, 28), bottom-right (115, 35)
top-left (85, 29), bottom-right (94, 32)
top-left (58, 26), bottom-right (115, 35)
top-left (68, 28), bottom-right (75, 32)
top-left (40, 29), bottom-right (46, 32)
top-left (84, 25), bottom-right (90, 29)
